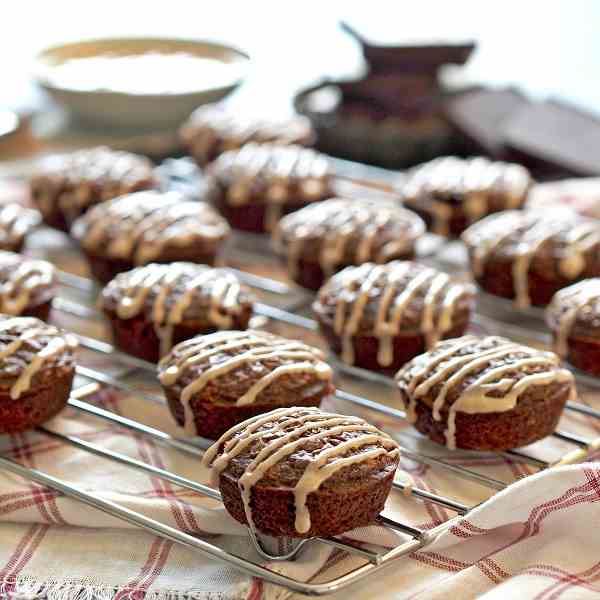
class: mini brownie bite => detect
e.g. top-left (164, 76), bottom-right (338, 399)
top-left (395, 335), bottom-right (574, 450)
top-left (0, 203), bottom-right (41, 253)
top-left (272, 197), bottom-right (425, 290)
top-left (462, 209), bottom-right (600, 308)
top-left (400, 156), bottom-right (531, 237)
top-left (546, 279), bottom-right (600, 375)
top-left (202, 406), bottom-right (400, 538)
top-left (30, 147), bottom-right (158, 231)
top-left (313, 261), bottom-right (475, 373)
top-left (0, 315), bottom-right (78, 433)
top-left (70, 190), bottom-right (230, 284)
top-left (100, 263), bottom-right (255, 363)
top-left (180, 104), bottom-right (315, 167)
top-left (158, 330), bottom-right (334, 439)
top-left (209, 142), bottom-right (333, 233)
top-left (0, 251), bottom-right (56, 321)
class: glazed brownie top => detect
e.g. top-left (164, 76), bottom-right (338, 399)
top-left (158, 330), bottom-right (333, 407)
top-left (201, 406), bottom-right (400, 534)
top-left (31, 147), bottom-right (157, 191)
top-left (402, 156), bottom-right (531, 203)
top-left (0, 251), bottom-right (56, 315)
top-left (546, 278), bottom-right (600, 355)
top-left (180, 104), bottom-right (315, 164)
top-left (272, 198), bottom-right (425, 274)
top-left (462, 209), bottom-right (600, 304)
top-left (0, 315), bottom-right (77, 398)
top-left (396, 335), bottom-right (574, 421)
top-left (100, 262), bottom-right (255, 328)
top-left (209, 142), bottom-right (332, 205)
top-left (71, 191), bottom-right (230, 264)
top-left (400, 156), bottom-right (531, 235)
top-left (313, 261), bottom-right (475, 339)
top-left (0, 203), bottom-right (41, 251)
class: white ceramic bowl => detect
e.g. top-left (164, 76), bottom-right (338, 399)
top-left (33, 37), bottom-right (249, 129)
top-left (0, 110), bottom-right (19, 141)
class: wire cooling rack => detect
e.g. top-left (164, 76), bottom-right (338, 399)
top-left (4, 158), bottom-right (600, 595)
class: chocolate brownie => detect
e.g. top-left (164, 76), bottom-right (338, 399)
top-left (400, 156), bottom-right (532, 237)
top-left (70, 191), bottom-right (230, 283)
top-left (209, 142), bottom-right (333, 233)
top-left (202, 406), bottom-right (400, 538)
top-left (30, 147), bottom-right (158, 231)
top-left (0, 315), bottom-right (77, 433)
top-left (158, 330), bottom-right (334, 439)
top-left (462, 209), bottom-right (600, 308)
top-left (313, 261), bottom-right (475, 373)
top-left (395, 335), bottom-right (574, 450)
top-left (100, 263), bottom-right (255, 362)
top-left (0, 203), bottom-right (41, 253)
top-left (546, 279), bottom-right (600, 376)
top-left (272, 197), bottom-right (425, 290)
top-left (0, 251), bottom-right (56, 321)
top-left (180, 104), bottom-right (315, 167)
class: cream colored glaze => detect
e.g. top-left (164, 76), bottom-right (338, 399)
top-left (329, 262), bottom-right (469, 367)
top-left (0, 254), bottom-right (54, 315)
top-left (109, 263), bottom-right (244, 357)
top-left (548, 279), bottom-right (600, 357)
top-left (201, 407), bottom-right (399, 534)
top-left (158, 331), bottom-right (332, 435)
top-left (396, 336), bottom-right (574, 449)
top-left (403, 156), bottom-right (531, 236)
top-left (215, 143), bottom-right (330, 232)
top-left (0, 317), bottom-right (77, 400)
top-left (184, 106), bottom-right (312, 159)
top-left (35, 148), bottom-right (155, 219)
top-left (273, 198), bottom-right (424, 279)
top-left (80, 191), bottom-right (229, 264)
top-left (446, 368), bottom-right (574, 449)
top-left (463, 211), bottom-right (600, 308)
top-left (0, 204), bottom-right (41, 249)
top-left (511, 220), bottom-right (574, 309)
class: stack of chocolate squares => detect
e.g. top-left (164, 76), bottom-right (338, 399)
top-left (297, 22), bottom-right (600, 180)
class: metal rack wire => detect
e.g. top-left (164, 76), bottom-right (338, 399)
top-left (5, 159), bottom-right (600, 595)
top-left (1, 250), bottom-right (597, 595)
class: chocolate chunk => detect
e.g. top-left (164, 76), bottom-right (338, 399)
top-left (502, 100), bottom-right (600, 177)
top-left (444, 87), bottom-right (530, 158)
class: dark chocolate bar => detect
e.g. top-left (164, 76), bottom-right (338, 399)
top-left (503, 100), bottom-right (600, 177)
top-left (444, 87), bottom-right (530, 158)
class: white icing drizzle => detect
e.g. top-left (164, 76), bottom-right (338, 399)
top-left (182, 105), bottom-right (313, 164)
top-left (395, 335), bottom-right (575, 449)
top-left (321, 261), bottom-right (472, 367)
top-left (462, 210), bottom-right (600, 308)
top-left (32, 147), bottom-right (157, 220)
top-left (547, 278), bottom-right (600, 357)
top-left (74, 191), bottom-right (230, 264)
top-left (0, 317), bottom-right (78, 400)
top-left (273, 198), bottom-right (424, 279)
top-left (402, 156), bottom-right (531, 236)
top-left (201, 407), bottom-right (399, 534)
top-left (0, 204), bottom-right (41, 251)
top-left (0, 252), bottom-right (55, 315)
top-left (211, 142), bottom-right (331, 231)
top-left (158, 331), bottom-right (332, 435)
top-left (104, 262), bottom-right (248, 357)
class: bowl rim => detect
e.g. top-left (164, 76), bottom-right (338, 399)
top-left (32, 36), bottom-right (251, 99)
top-left (0, 110), bottom-right (19, 141)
